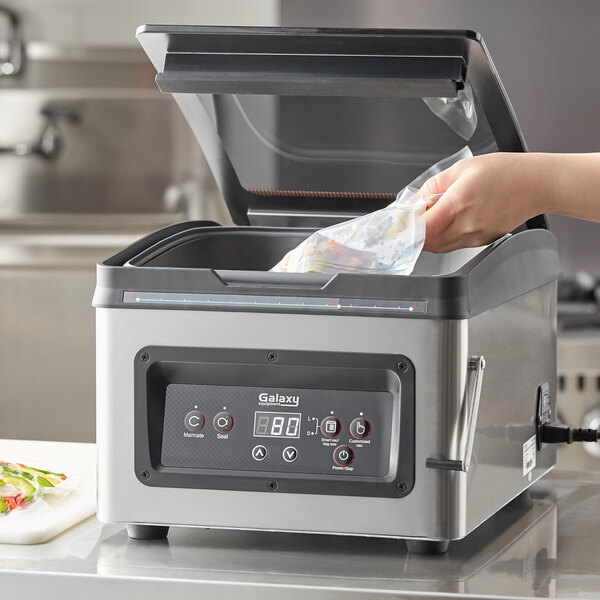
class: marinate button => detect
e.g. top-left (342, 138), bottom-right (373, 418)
top-left (184, 411), bottom-right (205, 432)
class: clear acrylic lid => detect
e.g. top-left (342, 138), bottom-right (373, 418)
top-left (138, 26), bottom-right (543, 229)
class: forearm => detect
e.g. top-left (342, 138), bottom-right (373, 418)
top-left (532, 153), bottom-right (600, 221)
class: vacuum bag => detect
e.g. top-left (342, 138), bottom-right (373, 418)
top-left (271, 147), bottom-right (472, 275)
top-left (424, 83), bottom-right (478, 142)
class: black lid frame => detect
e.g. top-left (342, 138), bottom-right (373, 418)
top-left (137, 26), bottom-right (547, 231)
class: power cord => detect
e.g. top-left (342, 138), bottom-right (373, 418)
top-left (536, 382), bottom-right (600, 448)
top-left (540, 425), bottom-right (600, 444)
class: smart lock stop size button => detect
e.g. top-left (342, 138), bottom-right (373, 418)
top-left (321, 416), bottom-right (341, 438)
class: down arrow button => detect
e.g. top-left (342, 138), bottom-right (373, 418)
top-left (282, 446), bottom-right (298, 462)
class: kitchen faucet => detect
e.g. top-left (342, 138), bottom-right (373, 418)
top-left (0, 103), bottom-right (82, 160)
top-left (0, 4), bottom-right (23, 77)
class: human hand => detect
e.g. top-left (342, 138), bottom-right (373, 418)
top-left (420, 152), bottom-right (550, 253)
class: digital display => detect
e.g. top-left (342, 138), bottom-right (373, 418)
top-left (253, 411), bottom-right (302, 439)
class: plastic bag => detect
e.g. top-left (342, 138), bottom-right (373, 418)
top-left (271, 147), bottom-right (473, 275)
top-left (0, 460), bottom-right (70, 516)
top-left (424, 82), bottom-right (478, 141)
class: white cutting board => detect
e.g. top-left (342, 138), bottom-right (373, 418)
top-left (0, 439), bottom-right (96, 544)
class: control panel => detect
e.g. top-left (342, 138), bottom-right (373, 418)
top-left (134, 346), bottom-right (415, 498)
top-left (161, 384), bottom-right (392, 477)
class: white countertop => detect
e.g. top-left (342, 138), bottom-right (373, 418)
top-left (0, 439), bottom-right (96, 543)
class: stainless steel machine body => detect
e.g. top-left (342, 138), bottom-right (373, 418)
top-left (96, 276), bottom-right (557, 542)
top-left (94, 27), bottom-right (562, 548)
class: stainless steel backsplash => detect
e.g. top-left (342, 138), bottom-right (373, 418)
top-left (0, 46), bottom-right (229, 442)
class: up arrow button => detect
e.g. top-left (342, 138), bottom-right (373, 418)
top-left (252, 445), bottom-right (267, 461)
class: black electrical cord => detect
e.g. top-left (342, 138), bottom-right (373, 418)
top-left (540, 424), bottom-right (600, 444)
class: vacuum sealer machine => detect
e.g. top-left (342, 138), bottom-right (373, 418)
top-left (93, 27), bottom-right (563, 553)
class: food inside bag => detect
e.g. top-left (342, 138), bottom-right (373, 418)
top-left (0, 461), bottom-right (67, 515)
top-left (271, 147), bottom-right (472, 275)
top-left (272, 187), bottom-right (429, 275)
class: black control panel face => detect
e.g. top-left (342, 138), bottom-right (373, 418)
top-left (161, 384), bottom-right (393, 477)
top-left (135, 347), bottom-right (415, 498)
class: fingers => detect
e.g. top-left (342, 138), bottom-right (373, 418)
top-left (418, 164), bottom-right (463, 251)
top-left (423, 191), bottom-right (457, 252)
top-left (419, 166), bottom-right (461, 252)
top-left (420, 168), bottom-right (456, 197)
top-left (420, 153), bottom-right (532, 253)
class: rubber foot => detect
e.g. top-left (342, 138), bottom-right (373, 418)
top-left (406, 539), bottom-right (450, 554)
top-left (126, 524), bottom-right (170, 540)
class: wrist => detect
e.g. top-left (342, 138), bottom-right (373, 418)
top-left (523, 153), bottom-right (563, 216)
top-left (545, 153), bottom-right (600, 221)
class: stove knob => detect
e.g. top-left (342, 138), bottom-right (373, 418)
top-left (321, 416), bottom-right (341, 438)
top-left (333, 445), bottom-right (354, 466)
top-left (184, 410), bottom-right (205, 432)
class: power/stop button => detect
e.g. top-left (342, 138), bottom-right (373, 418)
top-left (333, 445), bottom-right (354, 466)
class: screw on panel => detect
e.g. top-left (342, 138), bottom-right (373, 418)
top-left (267, 480), bottom-right (278, 491)
top-left (139, 352), bottom-right (150, 362)
top-left (141, 471), bottom-right (150, 479)
top-left (397, 362), bottom-right (408, 373)
top-left (267, 352), bottom-right (278, 363)
top-left (396, 482), bottom-right (407, 492)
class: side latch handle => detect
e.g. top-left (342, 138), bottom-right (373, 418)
top-left (426, 355), bottom-right (486, 472)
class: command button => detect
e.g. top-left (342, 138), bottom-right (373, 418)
top-left (184, 411), bottom-right (205, 432)
top-left (350, 417), bottom-right (371, 439)
top-left (213, 412), bottom-right (234, 433)
top-left (282, 446), bottom-right (298, 462)
top-left (321, 416), bottom-right (341, 438)
top-left (252, 445), bottom-right (267, 461)
top-left (333, 445), bottom-right (354, 466)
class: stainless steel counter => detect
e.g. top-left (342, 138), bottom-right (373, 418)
top-left (1, 470), bottom-right (599, 599)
